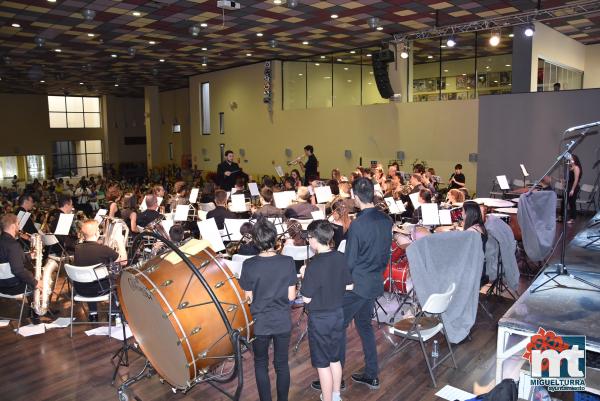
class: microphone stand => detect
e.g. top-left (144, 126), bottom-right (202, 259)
top-left (530, 129), bottom-right (600, 293)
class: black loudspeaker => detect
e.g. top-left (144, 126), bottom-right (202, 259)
top-left (372, 49), bottom-right (395, 99)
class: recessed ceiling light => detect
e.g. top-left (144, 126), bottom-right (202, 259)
top-left (302, 41), bottom-right (309, 45)
top-left (324, 76), bottom-right (331, 79)
top-left (509, 33), bottom-right (514, 38)
top-left (40, 80), bottom-right (45, 83)
top-left (87, 33), bottom-right (95, 37)
top-left (441, 45), bottom-right (447, 48)
top-left (11, 23), bottom-right (21, 28)
top-left (298, 73), bottom-right (303, 76)
top-left (148, 40), bottom-right (156, 45)
top-left (132, 11), bottom-right (141, 17)
top-left (274, 0), bottom-right (282, 4)
top-left (337, 58), bottom-right (342, 62)
top-left (111, 54), bottom-right (118, 58)
top-left (47, 0), bottom-right (56, 2)
top-left (369, 71), bottom-right (373, 74)
top-left (200, 23), bottom-right (208, 28)
top-left (368, 82), bottom-right (371, 85)
top-left (159, 59), bottom-right (165, 62)
top-left (494, 80), bottom-right (499, 83)
top-left (201, 47), bottom-right (207, 51)
top-left (427, 55), bottom-right (433, 59)
top-left (315, 63), bottom-right (320, 66)
top-left (443, 69), bottom-right (448, 72)
top-left (320, 55), bottom-right (326, 59)
top-left (376, 26), bottom-right (383, 31)
top-left (347, 79), bottom-right (352, 83)
top-left (343, 67), bottom-right (348, 70)
top-left (486, 65), bottom-right (490, 69)
top-left (246, 53), bottom-right (252, 56)
top-left (256, 32), bottom-right (263, 37)
top-left (79, 82), bottom-right (84, 85)
top-left (55, 48), bottom-right (62, 52)
top-left (201, 63), bottom-right (207, 67)
top-left (114, 83), bottom-right (119, 87)
top-left (366, 53), bottom-right (372, 57)
top-left (331, 14), bottom-right (338, 19)
top-left (350, 50), bottom-right (356, 54)
top-left (505, 64), bottom-right (511, 67)
top-left (462, 73), bottom-right (466, 76)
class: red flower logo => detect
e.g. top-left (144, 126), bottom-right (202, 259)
top-left (523, 327), bottom-right (570, 372)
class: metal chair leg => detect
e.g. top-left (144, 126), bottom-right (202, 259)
top-left (108, 292), bottom-right (112, 340)
top-left (16, 288), bottom-right (27, 336)
top-left (417, 335), bottom-right (437, 387)
top-left (443, 327), bottom-right (457, 369)
top-left (70, 285), bottom-right (74, 338)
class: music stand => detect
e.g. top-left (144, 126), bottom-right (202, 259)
top-left (43, 233), bottom-right (71, 305)
top-left (530, 129), bottom-right (600, 293)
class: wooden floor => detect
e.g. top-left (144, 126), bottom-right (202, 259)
top-left (0, 217), bottom-right (588, 401)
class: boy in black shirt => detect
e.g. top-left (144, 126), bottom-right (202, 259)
top-left (301, 220), bottom-right (353, 401)
top-left (448, 163), bottom-right (466, 190)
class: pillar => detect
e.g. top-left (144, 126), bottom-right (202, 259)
top-left (144, 86), bottom-right (161, 170)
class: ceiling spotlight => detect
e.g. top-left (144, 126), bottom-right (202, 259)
top-left (427, 55), bottom-right (433, 59)
top-left (82, 9), bottom-right (96, 22)
top-left (302, 41), bottom-right (309, 45)
top-left (367, 17), bottom-right (379, 30)
top-left (128, 47), bottom-right (136, 56)
top-left (376, 26), bottom-right (383, 31)
top-left (524, 24), bottom-right (535, 37)
top-left (114, 83), bottom-right (119, 87)
top-left (315, 63), bottom-right (320, 66)
top-left (274, 0), bottom-right (283, 4)
top-left (331, 14), bottom-right (338, 19)
top-left (132, 11), bottom-right (141, 17)
top-left (79, 82), bottom-right (84, 85)
top-left (366, 53), bottom-right (372, 57)
top-left (350, 50), bottom-right (356, 54)
top-left (446, 37), bottom-right (456, 47)
top-left (40, 80), bottom-right (45, 83)
top-left (489, 30), bottom-right (501, 46)
top-left (87, 33), bottom-right (95, 37)
top-left (200, 23), bottom-right (208, 28)
top-left (47, 0), bottom-right (56, 2)
top-left (256, 32), bottom-right (263, 37)
top-left (34, 36), bottom-right (46, 47)
top-left (246, 53), bottom-right (252, 56)
top-left (189, 25), bottom-right (200, 37)
top-left (11, 23), bottom-right (21, 28)
top-left (159, 59), bottom-right (165, 62)
top-left (509, 33), bottom-right (514, 38)
top-left (148, 40), bottom-right (156, 45)
top-left (201, 47), bottom-right (208, 51)
top-left (268, 39), bottom-right (278, 48)
top-left (288, 0), bottom-right (299, 8)
top-left (111, 54), bottom-right (118, 58)
top-left (336, 58), bottom-right (342, 62)
top-left (400, 51), bottom-right (408, 59)
top-left (55, 48), bottom-right (62, 53)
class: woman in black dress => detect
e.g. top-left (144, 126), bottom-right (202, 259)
top-left (462, 201), bottom-right (489, 286)
top-left (567, 154), bottom-right (582, 224)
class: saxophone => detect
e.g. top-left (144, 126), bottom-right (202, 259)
top-left (31, 234), bottom-right (60, 316)
top-left (102, 218), bottom-right (129, 262)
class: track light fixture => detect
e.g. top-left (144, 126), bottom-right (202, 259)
top-left (367, 16), bottom-right (380, 30)
top-left (489, 30), bottom-right (501, 46)
top-left (82, 9), bottom-right (96, 21)
top-left (524, 23), bottom-right (535, 37)
top-left (446, 36), bottom-right (456, 48)
top-left (34, 36), bottom-right (46, 48)
top-left (189, 25), bottom-right (200, 37)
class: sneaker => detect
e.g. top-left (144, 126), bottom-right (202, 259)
top-left (320, 394), bottom-right (343, 401)
top-left (351, 373), bottom-right (380, 389)
top-left (311, 380), bottom-right (346, 392)
top-left (88, 313), bottom-right (98, 322)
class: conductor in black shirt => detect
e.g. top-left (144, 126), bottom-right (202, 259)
top-left (311, 177), bottom-right (392, 392)
top-left (300, 145), bottom-right (319, 185)
top-left (217, 150), bottom-right (240, 191)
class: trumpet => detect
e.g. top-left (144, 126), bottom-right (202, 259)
top-left (287, 156), bottom-right (304, 166)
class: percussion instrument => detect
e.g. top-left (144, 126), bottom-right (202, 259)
top-left (411, 225), bottom-right (431, 241)
top-left (383, 240), bottom-right (410, 293)
top-left (118, 239), bottom-right (253, 390)
top-left (495, 207), bottom-right (522, 241)
top-left (472, 198), bottom-right (514, 208)
top-left (449, 207), bottom-right (462, 223)
top-left (434, 225), bottom-right (460, 233)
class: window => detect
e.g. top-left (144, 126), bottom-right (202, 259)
top-left (48, 96), bottom-right (101, 128)
top-left (0, 156), bottom-right (18, 179)
top-left (219, 112), bottom-right (225, 134)
top-left (537, 59), bottom-right (583, 91)
top-left (201, 82), bottom-right (210, 134)
top-left (26, 155), bottom-right (46, 180)
top-left (52, 140), bottom-right (103, 177)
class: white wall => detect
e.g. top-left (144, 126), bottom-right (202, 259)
top-left (531, 22), bottom-right (586, 91)
top-left (584, 44), bottom-right (600, 89)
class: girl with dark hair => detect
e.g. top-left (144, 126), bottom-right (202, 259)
top-left (567, 154), bottom-right (582, 224)
top-left (462, 201), bottom-right (489, 285)
top-left (239, 218), bottom-right (297, 401)
top-left (290, 169), bottom-right (302, 188)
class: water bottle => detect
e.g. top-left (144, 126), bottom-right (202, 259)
top-left (432, 340), bottom-right (439, 359)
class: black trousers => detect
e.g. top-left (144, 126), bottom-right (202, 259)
top-left (252, 332), bottom-right (291, 401)
top-left (567, 185), bottom-right (580, 220)
top-left (73, 279), bottom-right (115, 313)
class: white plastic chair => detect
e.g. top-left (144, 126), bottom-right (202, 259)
top-left (387, 282), bottom-right (457, 387)
top-left (0, 263), bottom-right (30, 335)
top-left (281, 244), bottom-right (315, 261)
top-left (64, 263), bottom-right (112, 338)
top-left (337, 239), bottom-right (346, 253)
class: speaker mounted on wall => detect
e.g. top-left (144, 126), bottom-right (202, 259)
top-left (469, 153), bottom-right (478, 162)
top-left (371, 48), bottom-right (395, 99)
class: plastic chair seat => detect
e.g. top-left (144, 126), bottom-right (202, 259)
top-left (0, 291), bottom-right (30, 300)
top-left (74, 294), bottom-right (110, 303)
top-left (389, 316), bottom-right (443, 342)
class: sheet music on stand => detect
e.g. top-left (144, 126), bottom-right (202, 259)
top-left (197, 218), bottom-right (225, 253)
top-left (189, 188), bottom-right (199, 203)
top-left (421, 203), bottom-right (440, 226)
top-left (273, 191), bottom-right (294, 209)
top-left (17, 211), bottom-right (31, 231)
top-left (174, 205), bottom-right (190, 222)
top-left (198, 210), bottom-right (208, 221)
top-left (248, 182), bottom-right (260, 197)
top-left (224, 219), bottom-right (249, 241)
top-left (41, 234), bottom-right (60, 247)
top-left (94, 209), bottom-right (108, 223)
top-left (140, 195), bottom-right (163, 212)
top-left (438, 209), bottom-right (452, 225)
top-left (384, 197), bottom-right (406, 215)
top-left (268, 217), bottom-right (286, 234)
top-left (230, 194), bottom-right (247, 212)
top-left (520, 163), bottom-right (529, 177)
top-left (274, 165), bottom-right (284, 178)
top-left (496, 175), bottom-right (510, 190)
top-left (409, 192), bottom-right (421, 210)
top-left (161, 219), bottom-right (174, 236)
top-left (314, 186), bottom-right (333, 204)
top-left (54, 213), bottom-right (75, 236)
top-left (311, 210), bottom-right (326, 220)
top-left (373, 183), bottom-right (383, 196)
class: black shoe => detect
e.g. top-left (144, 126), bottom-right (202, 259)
top-left (351, 373), bottom-right (380, 389)
top-left (29, 315), bottom-right (41, 325)
top-left (311, 379), bottom-right (346, 391)
top-left (88, 314), bottom-right (98, 322)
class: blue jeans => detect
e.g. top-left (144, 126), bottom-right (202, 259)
top-left (340, 291), bottom-right (378, 379)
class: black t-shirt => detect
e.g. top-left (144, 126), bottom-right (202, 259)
top-left (15, 206), bottom-right (37, 235)
top-left (239, 254), bottom-right (297, 335)
top-left (449, 173), bottom-right (466, 189)
top-left (332, 223), bottom-right (346, 250)
top-left (137, 209), bottom-right (162, 228)
top-left (301, 251), bottom-right (352, 313)
top-left (74, 241), bottom-right (119, 266)
top-left (304, 154), bottom-right (318, 184)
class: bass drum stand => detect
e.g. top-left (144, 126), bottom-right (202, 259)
top-left (116, 230), bottom-right (249, 401)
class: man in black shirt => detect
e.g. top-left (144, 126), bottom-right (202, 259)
top-left (47, 194), bottom-right (78, 254)
top-left (448, 163), bottom-right (466, 190)
top-left (0, 214), bottom-right (42, 323)
top-left (302, 220), bottom-right (353, 401)
top-left (73, 220), bottom-right (121, 321)
top-left (311, 177), bottom-right (392, 392)
top-left (15, 194), bottom-right (37, 246)
top-left (207, 190), bottom-right (236, 230)
top-left (300, 145), bottom-right (319, 185)
top-left (217, 150), bottom-right (241, 191)
top-left (136, 194), bottom-right (162, 228)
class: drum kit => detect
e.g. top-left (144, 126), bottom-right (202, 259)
top-left (115, 230), bottom-right (253, 401)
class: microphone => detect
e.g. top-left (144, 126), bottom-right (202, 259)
top-left (563, 129), bottom-right (598, 140)
top-left (564, 121), bottom-right (600, 134)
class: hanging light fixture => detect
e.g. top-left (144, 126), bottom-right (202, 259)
top-left (82, 9), bottom-right (96, 21)
top-left (489, 29), bottom-right (501, 46)
top-left (34, 36), bottom-right (46, 48)
top-left (524, 23), bottom-right (535, 37)
top-left (189, 25), bottom-right (200, 37)
top-left (269, 39), bottom-right (278, 48)
top-left (446, 36), bottom-right (456, 48)
top-left (398, 40), bottom-right (409, 59)
top-left (367, 16), bottom-right (380, 30)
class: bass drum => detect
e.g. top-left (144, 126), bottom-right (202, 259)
top-left (383, 241), bottom-right (411, 293)
top-left (118, 239), bottom-right (253, 390)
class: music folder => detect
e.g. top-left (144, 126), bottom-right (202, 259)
top-left (54, 213), bottom-right (74, 236)
top-left (421, 204), bottom-right (440, 226)
top-left (197, 218), bottom-right (225, 253)
top-left (189, 188), bottom-right (199, 203)
top-left (496, 175), bottom-right (510, 190)
top-left (520, 164), bottom-right (529, 177)
top-left (248, 182), bottom-right (260, 197)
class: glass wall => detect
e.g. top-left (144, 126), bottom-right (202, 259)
top-left (537, 58), bottom-right (583, 92)
top-left (412, 31), bottom-right (512, 102)
top-left (26, 155), bottom-right (46, 180)
top-left (53, 140), bottom-right (103, 177)
top-left (48, 96), bottom-right (101, 128)
top-left (0, 156), bottom-right (18, 179)
top-left (282, 48), bottom-right (386, 110)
